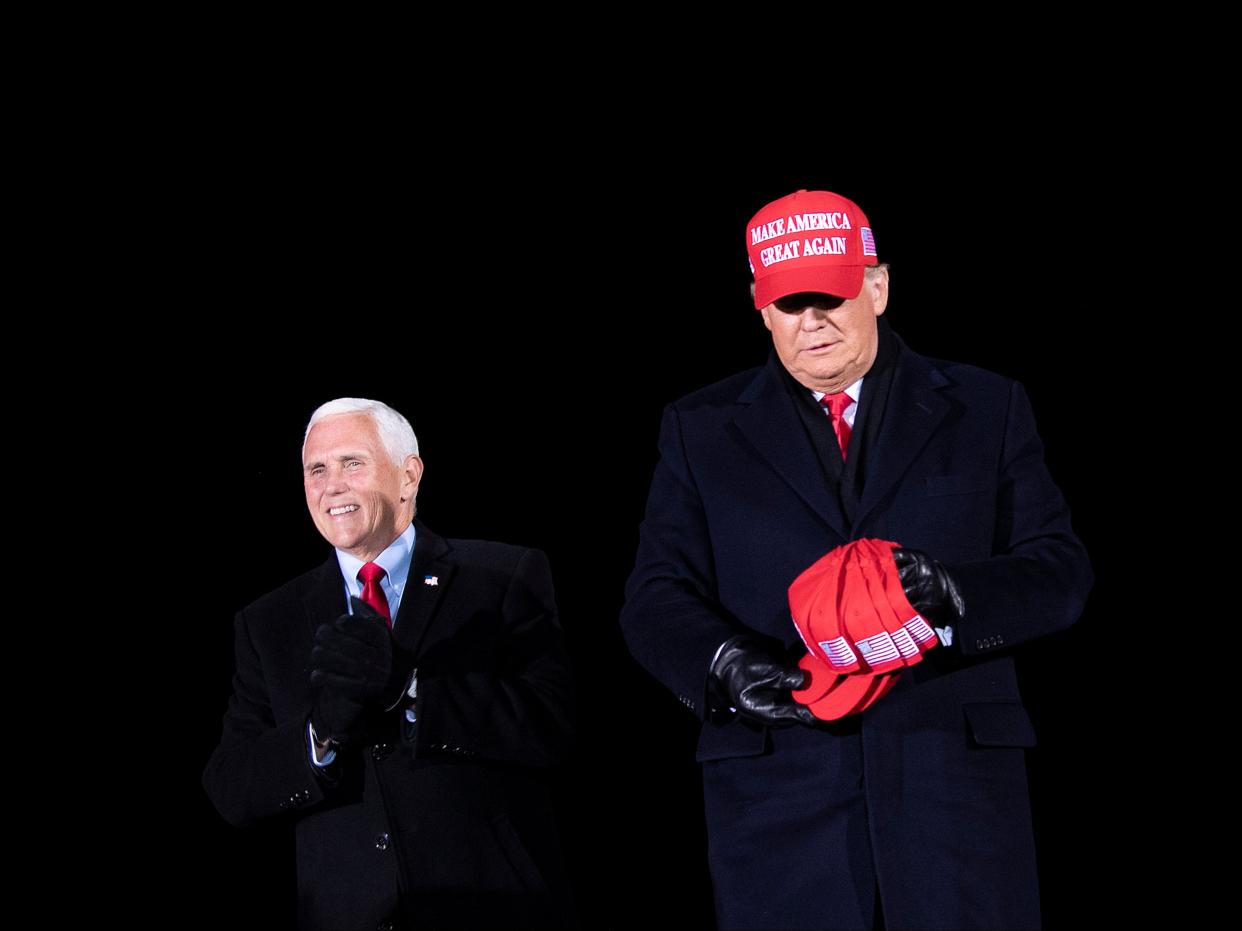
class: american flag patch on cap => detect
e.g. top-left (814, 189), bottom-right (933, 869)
top-left (861, 227), bottom-right (877, 256)
top-left (819, 637), bottom-right (858, 669)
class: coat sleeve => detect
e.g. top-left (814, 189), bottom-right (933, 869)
top-left (201, 606), bottom-right (331, 828)
top-left (619, 404), bottom-right (744, 718)
top-left (411, 547), bottom-right (575, 769)
top-left (947, 379), bottom-right (1094, 655)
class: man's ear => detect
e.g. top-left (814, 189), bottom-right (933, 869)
top-left (399, 456), bottom-right (424, 502)
top-left (868, 267), bottom-right (889, 317)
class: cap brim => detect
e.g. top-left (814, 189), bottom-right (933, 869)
top-left (793, 652), bottom-right (895, 721)
top-left (808, 672), bottom-right (891, 721)
top-left (792, 651), bottom-right (838, 704)
top-left (753, 264), bottom-right (865, 309)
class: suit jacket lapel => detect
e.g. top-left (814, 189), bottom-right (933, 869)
top-left (391, 519), bottom-right (456, 658)
top-left (302, 556), bottom-right (348, 640)
top-left (731, 354), bottom-right (850, 540)
top-left (852, 331), bottom-right (953, 529)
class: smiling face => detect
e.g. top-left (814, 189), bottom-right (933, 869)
top-left (302, 412), bottom-right (424, 562)
top-left (759, 267), bottom-right (889, 393)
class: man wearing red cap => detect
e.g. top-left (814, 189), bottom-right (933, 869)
top-left (203, 397), bottom-right (576, 930)
top-left (621, 191), bottom-right (1092, 929)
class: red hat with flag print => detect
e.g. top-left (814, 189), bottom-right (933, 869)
top-left (787, 538), bottom-right (937, 721)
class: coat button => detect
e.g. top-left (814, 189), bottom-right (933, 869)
top-left (375, 833), bottom-right (391, 851)
top-left (371, 743), bottom-right (392, 761)
top-left (377, 921), bottom-right (395, 931)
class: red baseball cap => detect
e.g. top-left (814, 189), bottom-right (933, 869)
top-left (789, 538), bottom-right (937, 676)
top-left (787, 538), bottom-right (938, 721)
top-left (792, 652), bottom-right (902, 721)
top-left (854, 538), bottom-right (937, 665)
top-left (746, 189), bottom-right (878, 309)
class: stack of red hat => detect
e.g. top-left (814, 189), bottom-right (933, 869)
top-left (788, 538), bottom-right (938, 720)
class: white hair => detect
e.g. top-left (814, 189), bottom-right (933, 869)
top-left (302, 397), bottom-right (420, 467)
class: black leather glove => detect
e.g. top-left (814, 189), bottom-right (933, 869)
top-left (892, 548), bottom-right (965, 626)
top-left (709, 635), bottom-right (817, 727)
top-left (309, 598), bottom-right (404, 744)
top-left (309, 686), bottom-right (368, 748)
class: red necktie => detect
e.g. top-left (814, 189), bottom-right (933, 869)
top-left (357, 562), bottom-right (392, 628)
top-left (820, 392), bottom-right (853, 460)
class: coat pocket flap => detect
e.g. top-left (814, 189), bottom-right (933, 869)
top-left (695, 720), bottom-right (769, 762)
top-left (963, 702), bottom-right (1037, 748)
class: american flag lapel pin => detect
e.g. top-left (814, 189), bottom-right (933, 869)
top-left (424, 575), bottom-right (438, 586)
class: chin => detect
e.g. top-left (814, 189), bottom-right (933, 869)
top-left (802, 368), bottom-right (839, 383)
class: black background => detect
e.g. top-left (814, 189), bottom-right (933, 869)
top-left (140, 123), bottom-right (1145, 927)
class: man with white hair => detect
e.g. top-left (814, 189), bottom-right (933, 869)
top-left (204, 397), bottom-right (575, 930)
top-left (621, 190), bottom-right (1092, 929)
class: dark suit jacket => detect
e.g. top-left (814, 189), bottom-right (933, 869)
top-left (203, 521), bottom-right (576, 930)
top-left (620, 321), bottom-right (1092, 930)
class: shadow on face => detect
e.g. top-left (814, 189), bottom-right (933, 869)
top-left (772, 292), bottom-right (848, 313)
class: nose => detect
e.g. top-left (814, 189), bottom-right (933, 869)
top-left (799, 306), bottom-right (828, 329)
top-left (325, 465), bottom-right (349, 495)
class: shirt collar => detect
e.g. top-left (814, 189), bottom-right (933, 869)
top-left (811, 377), bottom-right (864, 405)
top-left (334, 522), bottom-right (417, 595)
